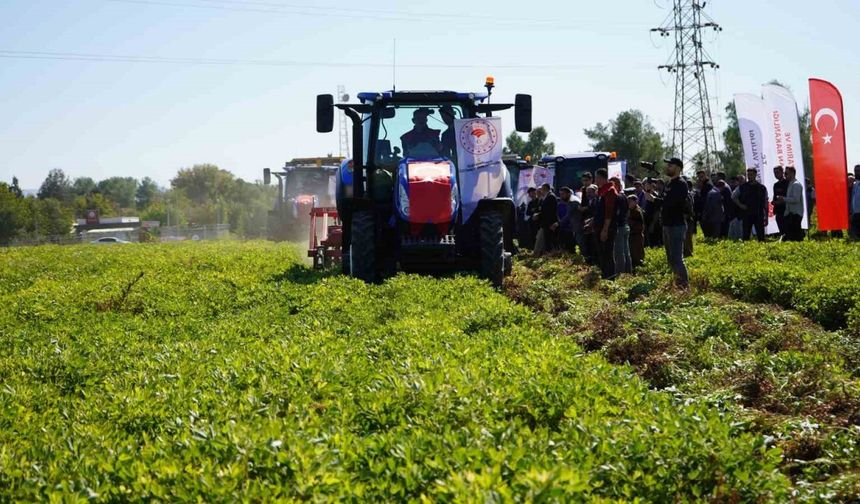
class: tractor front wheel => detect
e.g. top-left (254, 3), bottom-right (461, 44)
top-left (480, 211), bottom-right (505, 288)
top-left (350, 211), bottom-right (376, 283)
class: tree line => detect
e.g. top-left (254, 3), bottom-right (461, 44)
top-left (0, 165), bottom-right (274, 244)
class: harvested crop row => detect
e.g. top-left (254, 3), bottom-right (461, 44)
top-left (506, 250), bottom-right (860, 499)
top-left (0, 242), bottom-right (790, 501)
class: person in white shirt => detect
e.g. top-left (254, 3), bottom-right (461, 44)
top-left (782, 166), bottom-right (805, 241)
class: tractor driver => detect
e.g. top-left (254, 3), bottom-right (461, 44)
top-left (400, 107), bottom-right (442, 158)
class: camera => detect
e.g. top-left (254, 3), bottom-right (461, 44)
top-left (640, 161), bottom-right (657, 172)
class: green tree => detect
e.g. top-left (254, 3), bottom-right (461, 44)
top-left (503, 126), bottom-right (555, 162)
top-left (73, 192), bottom-right (117, 218)
top-left (0, 183), bottom-right (24, 244)
top-left (583, 110), bottom-right (667, 178)
top-left (72, 177), bottom-right (97, 196)
top-left (37, 169), bottom-right (72, 202)
top-left (718, 102), bottom-right (745, 178)
top-left (799, 106), bottom-right (814, 182)
top-left (27, 198), bottom-right (73, 236)
top-left (10, 177), bottom-right (23, 198)
top-left (97, 177), bottom-right (138, 209)
top-left (136, 177), bottom-right (161, 209)
top-left (171, 164), bottom-right (237, 205)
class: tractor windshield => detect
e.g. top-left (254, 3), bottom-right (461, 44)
top-left (374, 104), bottom-right (463, 167)
top-left (285, 169), bottom-right (335, 205)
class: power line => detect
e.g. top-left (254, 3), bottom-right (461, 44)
top-left (188, 0), bottom-right (564, 25)
top-left (105, 0), bottom-right (649, 30)
top-left (0, 49), bottom-right (653, 71)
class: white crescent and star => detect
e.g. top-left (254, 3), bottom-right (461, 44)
top-left (814, 108), bottom-right (839, 145)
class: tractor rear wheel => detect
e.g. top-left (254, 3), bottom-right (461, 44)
top-left (350, 211), bottom-right (376, 283)
top-left (480, 211), bottom-right (505, 288)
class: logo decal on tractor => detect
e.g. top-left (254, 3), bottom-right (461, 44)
top-left (458, 119), bottom-right (499, 156)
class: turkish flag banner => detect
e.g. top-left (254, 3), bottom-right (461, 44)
top-left (809, 78), bottom-right (849, 231)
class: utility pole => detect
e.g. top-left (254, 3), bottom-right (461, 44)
top-left (652, 0), bottom-right (722, 173)
top-left (337, 85), bottom-right (350, 159)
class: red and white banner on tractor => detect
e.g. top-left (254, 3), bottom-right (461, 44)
top-left (809, 78), bottom-right (849, 231)
top-left (454, 117), bottom-right (505, 222)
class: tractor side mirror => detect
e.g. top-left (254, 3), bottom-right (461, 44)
top-left (263, 168), bottom-right (271, 185)
top-left (316, 94), bottom-right (335, 133)
top-left (514, 94), bottom-right (532, 133)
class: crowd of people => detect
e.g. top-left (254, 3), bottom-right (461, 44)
top-left (517, 159), bottom-right (860, 288)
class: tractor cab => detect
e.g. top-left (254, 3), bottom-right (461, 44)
top-left (316, 81), bottom-right (532, 286)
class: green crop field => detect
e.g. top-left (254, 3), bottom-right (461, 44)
top-left (3, 240), bottom-right (859, 501)
top-left (0, 241), bottom-right (799, 501)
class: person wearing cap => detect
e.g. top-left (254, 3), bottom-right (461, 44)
top-left (654, 158), bottom-right (689, 288)
top-left (400, 108), bottom-right (441, 158)
top-left (439, 105), bottom-right (457, 161)
top-left (735, 168), bottom-right (769, 241)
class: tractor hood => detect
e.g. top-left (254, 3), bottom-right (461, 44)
top-left (395, 158), bottom-right (459, 234)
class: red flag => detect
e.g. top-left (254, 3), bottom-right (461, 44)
top-left (809, 78), bottom-right (849, 231)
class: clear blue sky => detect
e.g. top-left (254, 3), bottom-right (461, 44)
top-left (1, 0), bottom-right (858, 189)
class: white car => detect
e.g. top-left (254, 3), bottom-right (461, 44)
top-left (90, 237), bottom-right (131, 244)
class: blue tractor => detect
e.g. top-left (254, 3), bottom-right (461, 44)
top-left (316, 80), bottom-right (532, 287)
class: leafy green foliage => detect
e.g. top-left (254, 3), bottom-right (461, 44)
top-left (675, 240), bottom-right (860, 331)
top-left (504, 126), bottom-right (555, 161)
top-left (583, 110), bottom-right (667, 178)
top-left (0, 242), bottom-right (790, 501)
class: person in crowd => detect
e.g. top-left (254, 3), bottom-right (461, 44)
top-left (850, 165), bottom-right (860, 239)
top-left (523, 187), bottom-right (539, 250)
top-left (783, 166), bottom-right (805, 241)
top-left (554, 186), bottom-right (578, 253)
top-left (532, 183), bottom-right (558, 256)
top-left (643, 178), bottom-right (663, 248)
top-left (716, 173), bottom-right (734, 237)
top-left (625, 173), bottom-right (638, 190)
top-left (655, 179), bottom-right (666, 196)
top-left (580, 172), bottom-right (594, 201)
top-left (654, 158), bottom-right (689, 288)
top-left (683, 178), bottom-right (695, 257)
top-left (634, 180), bottom-right (647, 208)
top-left (772, 166), bottom-right (788, 238)
top-left (694, 169), bottom-right (713, 235)
top-left (702, 181), bottom-right (725, 238)
top-left (627, 194), bottom-right (646, 271)
top-left (593, 169), bottom-right (618, 279)
top-left (735, 168), bottom-right (768, 241)
top-left (728, 175), bottom-right (746, 240)
top-left (581, 184), bottom-right (599, 264)
top-left (610, 177), bottom-right (632, 276)
top-left (805, 177), bottom-right (816, 222)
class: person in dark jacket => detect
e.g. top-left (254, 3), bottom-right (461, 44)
top-left (594, 169), bottom-right (618, 279)
top-left (701, 183), bottom-right (725, 238)
top-left (655, 158), bottom-right (689, 288)
top-left (627, 195), bottom-right (646, 271)
top-left (532, 183), bottom-right (558, 256)
top-left (643, 178), bottom-right (663, 248)
top-left (716, 173), bottom-right (734, 237)
top-left (522, 187), bottom-right (539, 250)
top-left (694, 169), bottom-right (714, 234)
top-left (772, 166), bottom-right (788, 238)
top-left (735, 168), bottom-right (769, 241)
